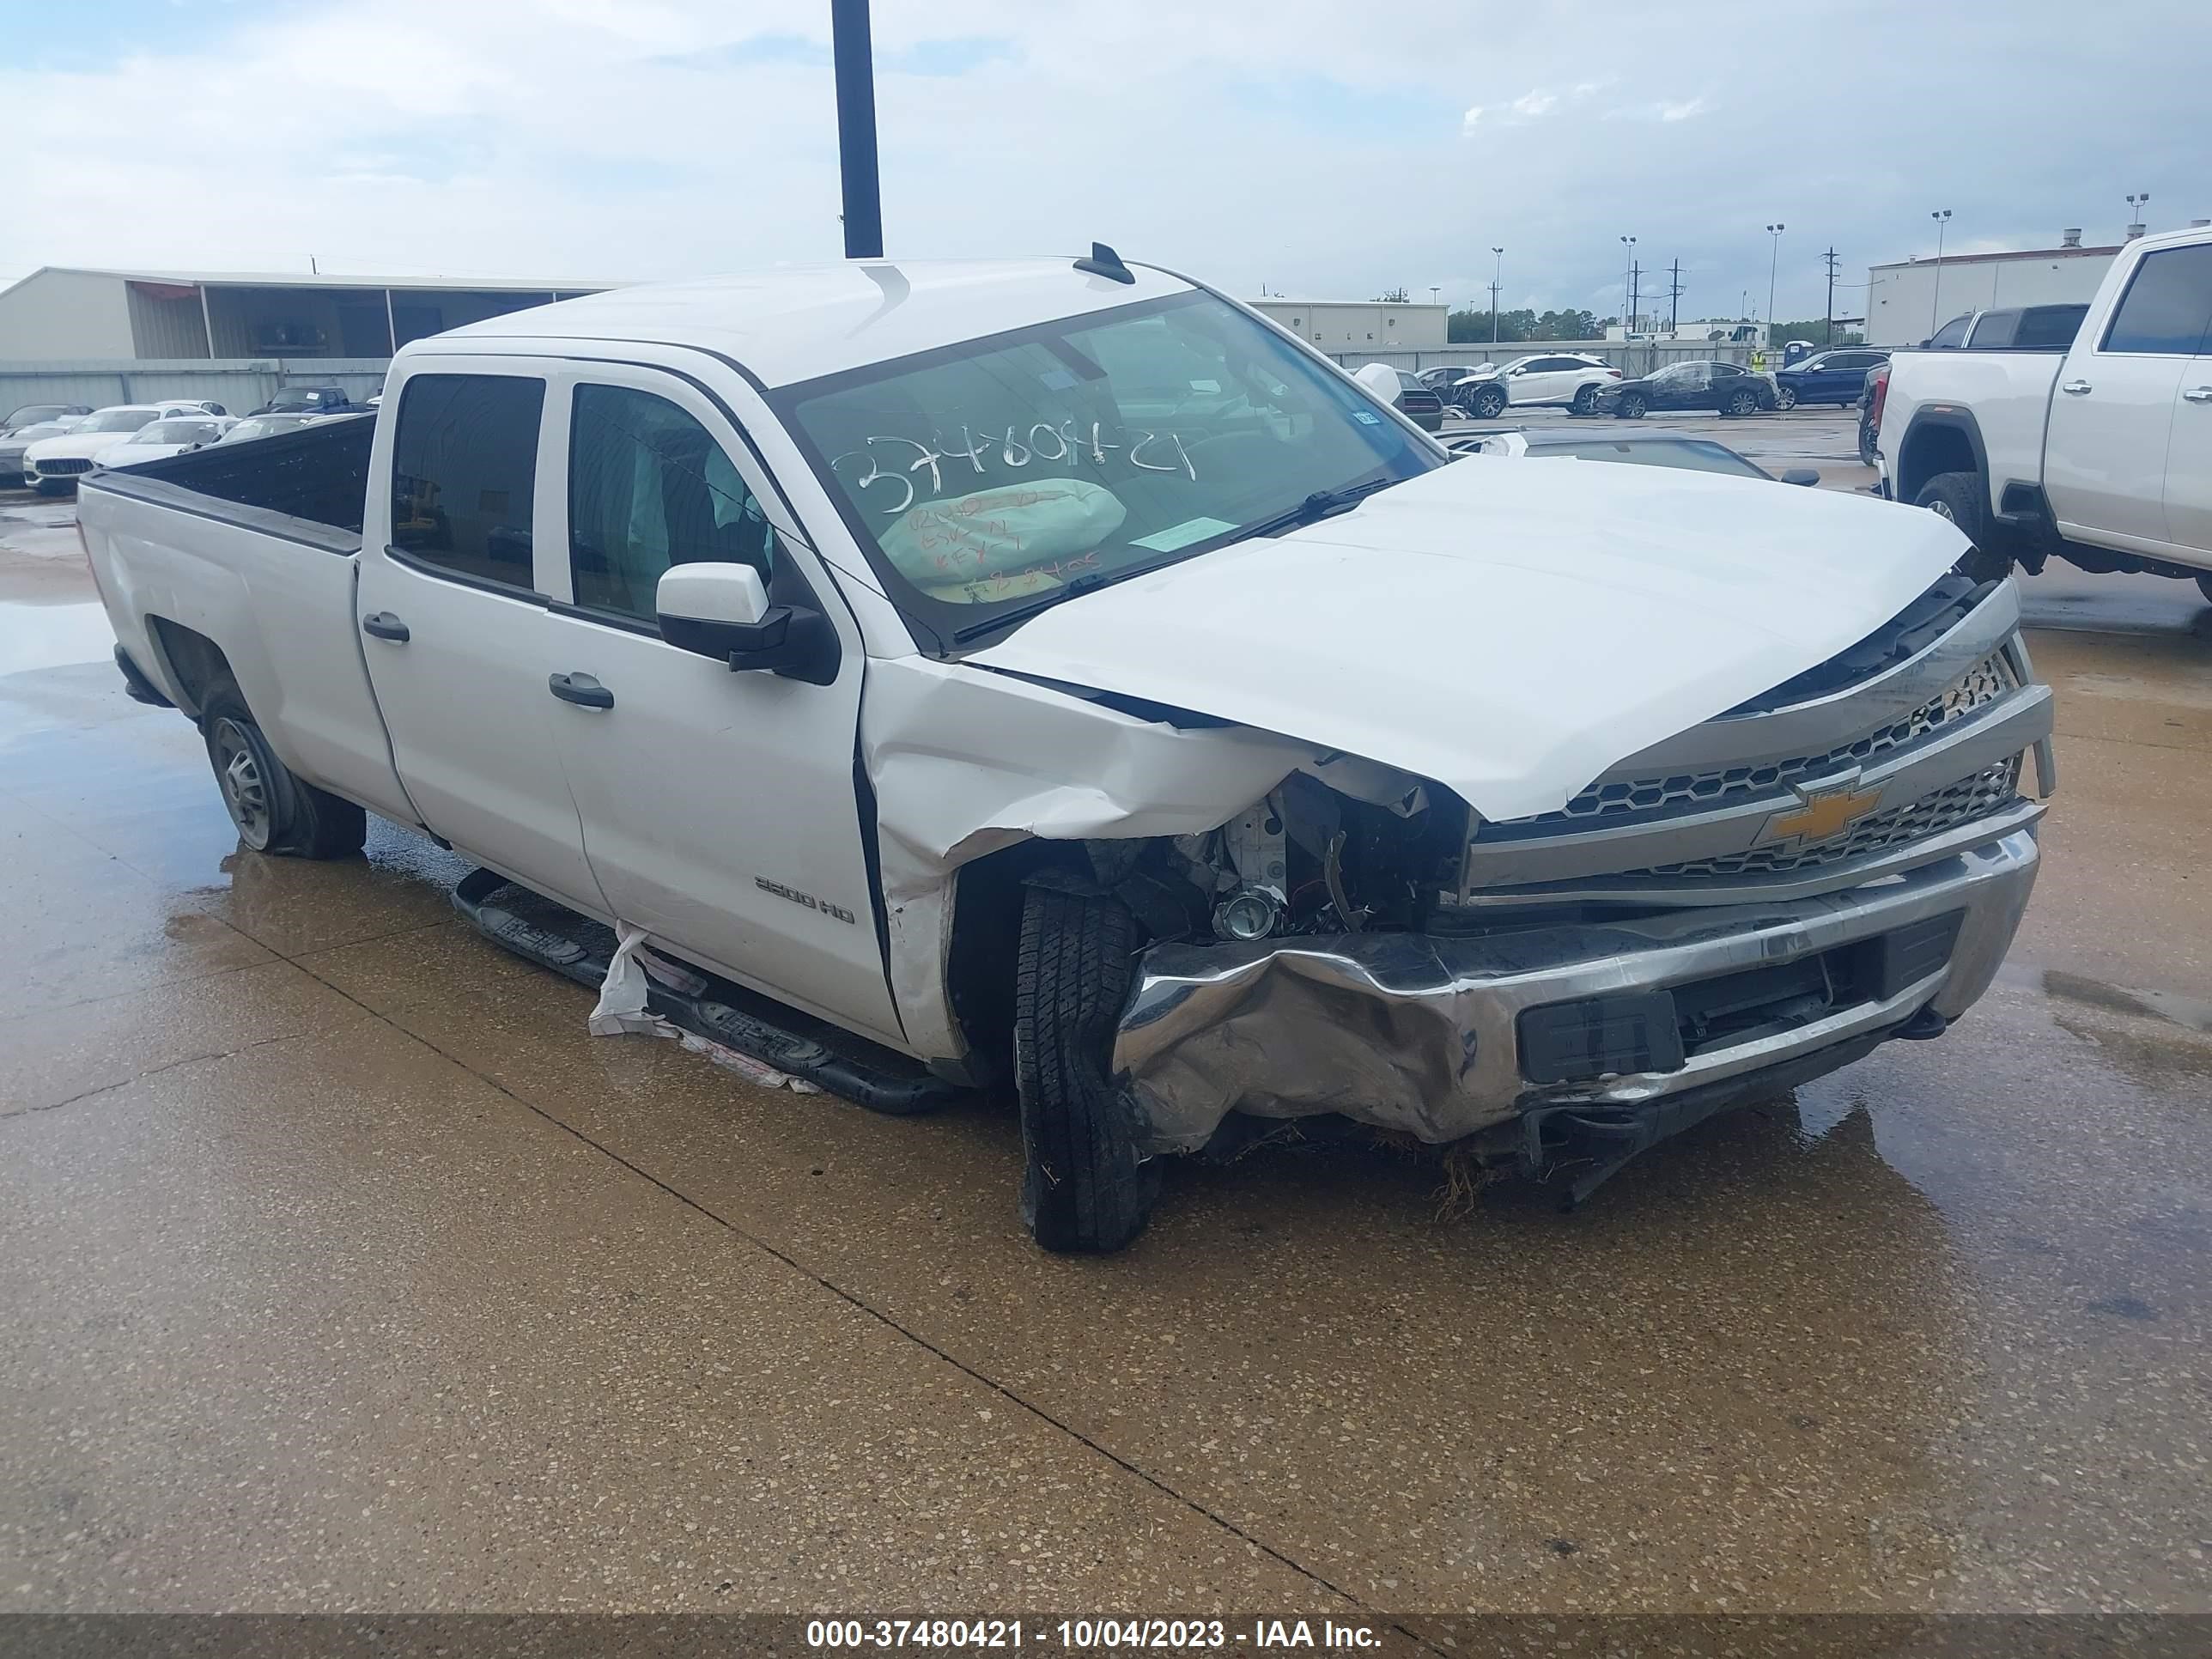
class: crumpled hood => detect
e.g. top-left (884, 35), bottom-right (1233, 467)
top-left (969, 455), bottom-right (1969, 822)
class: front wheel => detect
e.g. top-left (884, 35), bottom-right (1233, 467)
top-left (1570, 384), bottom-right (1600, 416)
top-left (1470, 386), bottom-right (1508, 420)
top-left (200, 684), bottom-right (367, 859)
top-left (1914, 471), bottom-right (2011, 584)
top-left (1725, 388), bottom-right (1761, 416)
top-left (1617, 393), bottom-right (1648, 420)
top-left (1014, 887), bottom-right (1159, 1254)
top-left (1774, 385), bottom-right (1798, 411)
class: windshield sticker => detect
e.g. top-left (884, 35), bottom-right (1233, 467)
top-left (1036, 368), bottom-right (1078, 391)
top-left (1188, 379), bottom-right (1220, 392)
top-left (1132, 515), bottom-right (1237, 552)
top-left (1352, 410), bottom-right (1381, 425)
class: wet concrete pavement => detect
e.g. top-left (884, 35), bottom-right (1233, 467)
top-left (3, 483), bottom-right (2211, 1620)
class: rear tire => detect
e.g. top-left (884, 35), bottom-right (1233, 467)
top-left (1471, 386), bottom-right (1508, 420)
top-left (1014, 887), bottom-right (1158, 1255)
top-left (1725, 388), bottom-right (1760, 416)
top-left (200, 684), bottom-right (367, 860)
top-left (1618, 393), bottom-right (1648, 420)
top-left (1914, 471), bottom-right (2010, 584)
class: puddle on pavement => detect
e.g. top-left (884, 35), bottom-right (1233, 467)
top-left (0, 598), bottom-right (118, 677)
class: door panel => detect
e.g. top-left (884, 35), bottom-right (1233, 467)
top-left (538, 372), bottom-right (904, 1047)
top-left (2163, 356), bottom-right (2212, 559)
top-left (356, 369), bottom-right (605, 914)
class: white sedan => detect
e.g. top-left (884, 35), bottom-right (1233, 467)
top-left (94, 415), bottom-right (238, 468)
top-left (22, 401), bottom-right (228, 491)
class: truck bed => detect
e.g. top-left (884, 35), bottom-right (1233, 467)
top-left (77, 414), bottom-right (418, 823)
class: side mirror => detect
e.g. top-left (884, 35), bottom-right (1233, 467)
top-left (655, 562), bottom-right (839, 686)
top-left (1780, 468), bottom-right (1820, 487)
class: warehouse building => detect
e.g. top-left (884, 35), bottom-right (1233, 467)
top-left (1862, 232), bottom-right (2125, 346)
top-left (1247, 298), bottom-right (1448, 354)
top-left (0, 267), bottom-right (620, 361)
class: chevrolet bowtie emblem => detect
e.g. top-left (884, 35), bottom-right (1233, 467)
top-left (1757, 772), bottom-right (1886, 848)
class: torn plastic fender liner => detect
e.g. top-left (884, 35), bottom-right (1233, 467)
top-left (860, 654), bottom-right (1315, 1057)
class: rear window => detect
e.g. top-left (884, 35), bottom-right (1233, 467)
top-left (2100, 246), bottom-right (2212, 354)
top-left (2015, 306), bottom-right (2086, 348)
top-left (1927, 315), bottom-right (1972, 349)
top-left (1968, 311), bottom-right (2020, 349)
top-left (390, 374), bottom-right (546, 590)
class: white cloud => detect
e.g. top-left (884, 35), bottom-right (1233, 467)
top-left (1461, 106), bottom-right (1485, 134)
top-left (1660, 96), bottom-right (1711, 122)
top-left (1509, 89), bottom-right (1557, 118)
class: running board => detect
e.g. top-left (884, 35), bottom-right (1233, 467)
top-left (452, 867), bottom-right (963, 1116)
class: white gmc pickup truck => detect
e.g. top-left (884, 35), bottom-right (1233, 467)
top-left (1875, 222), bottom-right (2212, 600)
top-left (79, 251), bottom-right (2054, 1252)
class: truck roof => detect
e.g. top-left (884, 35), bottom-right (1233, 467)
top-left (434, 258), bottom-right (1200, 389)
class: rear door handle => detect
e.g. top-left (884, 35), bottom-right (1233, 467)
top-left (361, 611), bottom-right (410, 642)
top-left (2060, 380), bottom-right (2093, 396)
top-left (2184, 386), bottom-right (2212, 404)
top-left (548, 672), bottom-right (614, 710)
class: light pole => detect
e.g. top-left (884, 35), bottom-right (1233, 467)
top-left (1620, 234), bottom-right (1637, 333)
top-left (1765, 222), bottom-right (1785, 338)
top-left (1929, 209), bottom-right (1952, 337)
top-left (1489, 246), bottom-right (1504, 345)
top-left (830, 0), bottom-right (883, 258)
top-left (2126, 191), bottom-right (2150, 236)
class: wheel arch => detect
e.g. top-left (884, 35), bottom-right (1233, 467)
top-left (1896, 410), bottom-right (1989, 516)
top-left (143, 615), bottom-right (235, 722)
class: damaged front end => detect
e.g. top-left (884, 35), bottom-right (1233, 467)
top-left (1095, 574), bottom-right (2051, 1202)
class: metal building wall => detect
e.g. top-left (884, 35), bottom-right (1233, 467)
top-left (0, 270), bottom-right (137, 358)
top-left (0, 360), bottom-right (391, 416)
top-left (125, 286), bottom-right (214, 357)
top-left (1863, 252), bottom-right (2118, 345)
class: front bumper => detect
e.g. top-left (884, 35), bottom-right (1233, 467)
top-left (1113, 823), bottom-right (2039, 1154)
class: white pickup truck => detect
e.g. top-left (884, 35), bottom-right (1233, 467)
top-left (1875, 223), bottom-right (2212, 600)
top-left (79, 252), bottom-right (2054, 1251)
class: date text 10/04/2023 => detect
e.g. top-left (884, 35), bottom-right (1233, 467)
top-left (802, 1619), bottom-right (1382, 1649)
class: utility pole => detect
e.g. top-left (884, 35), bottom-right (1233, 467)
top-left (831, 0), bottom-right (884, 258)
top-left (1629, 260), bottom-right (1642, 334)
top-left (1666, 258), bottom-right (1683, 333)
top-left (1489, 246), bottom-right (1504, 345)
top-left (1821, 247), bottom-right (1839, 344)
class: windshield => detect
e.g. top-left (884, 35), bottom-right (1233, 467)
top-left (781, 291), bottom-right (1440, 647)
top-left (220, 415), bottom-right (307, 442)
top-left (133, 419), bottom-right (223, 444)
top-left (82, 409), bottom-right (157, 433)
top-left (1524, 439), bottom-right (1769, 478)
top-left (270, 389), bottom-right (337, 409)
top-left (6, 404), bottom-right (75, 428)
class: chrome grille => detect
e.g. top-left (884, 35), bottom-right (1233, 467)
top-left (1510, 652), bottom-right (2014, 830)
top-left (1619, 758), bottom-right (2023, 881)
top-left (33, 457), bottom-right (94, 476)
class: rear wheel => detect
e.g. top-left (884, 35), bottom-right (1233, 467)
top-left (1470, 386), bottom-right (1508, 420)
top-left (1013, 887), bottom-right (1158, 1254)
top-left (1914, 471), bottom-right (2011, 584)
top-left (1618, 392), bottom-right (1648, 420)
top-left (1725, 387), bottom-right (1760, 416)
top-left (1570, 384), bottom-right (1600, 416)
top-left (200, 684), bottom-right (367, 859)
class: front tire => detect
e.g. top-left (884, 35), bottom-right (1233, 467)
top-left (200, 684), bottom-right (367, 859)
top-left (1014, 887), bottom-right (1158, 1254)
top-left (1571, 384), bottom-right (1600, 416)
top-left (1775, 386), bottom-right (1798, 410)
top-left (1914, 471), bottom-right (2011, 584)
top-left (1470, 386), bottom-right (1508, 420)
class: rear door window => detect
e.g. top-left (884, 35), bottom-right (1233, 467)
top-left (1927, 315), bottom-right (1972, 348)
top-left (390, 374), bottom-right (546, 589)
top-left (2100, 246), bottom-right (2212, 355)
top-left (2015, 306), bottom-right (2087, 348)
top-left (1970, 311), bottom-right (2021, 349)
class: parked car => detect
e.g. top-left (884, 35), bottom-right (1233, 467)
top-left (1593, 360), bottom-right (1782, 419)
top-left (216, 411), bottom-right (340, 445)
top-left (1878, 222), bottom-right (2212, 599)
top-left (92, 415), bottom-right (237, 468)
top-left (21, 402), bottom-right (229, 492)
top-left (1455, 428), bottom-right (1820, 484)
top-left (1418, 364), bottom-right (1490, 392)
top-left (1354, 365), bottom-right (1446, 431)
top-left (248, 385), bottom-right (355, 416)
top-left (1921, 305), bottom-right (2089, 351)
top-left (77, 254), bottom-right (2051, 1251)
top-left (1, 401), bottom-right (92, 438)
top-left (0, 417), bottom-right (88, 486)
top-left (1774, 348), bottom-right (1891, 410)
top-left (1452, 353), bottom-right (1620, 418)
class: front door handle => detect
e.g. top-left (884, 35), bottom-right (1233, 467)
top-left (2184, 386), bottom-right (2212, 404)
top-left (2060, 380), bottom-right (2093, 396)
top-left (548, 672), bottom-right (614, 710)
top-left (361, 611), bottom-right (410, 642)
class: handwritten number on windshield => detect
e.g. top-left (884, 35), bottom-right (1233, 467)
top-left (835, 420), bottom-right (1195, 515)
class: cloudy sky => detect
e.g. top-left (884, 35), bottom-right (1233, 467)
top-left (5, 0), bottom-right (2207, 325)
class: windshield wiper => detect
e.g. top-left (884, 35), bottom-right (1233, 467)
top-left (951, 569), bottom-right (1116, 641)
top-left (1225, 476), bottom-right (1399, 544)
